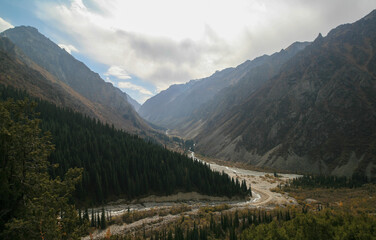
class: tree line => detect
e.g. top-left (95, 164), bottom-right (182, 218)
top-left (286, 173), bottom-right (371, 189)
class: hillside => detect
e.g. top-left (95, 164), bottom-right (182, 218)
top-left (0, 37), bottom-right (107, 120)
top-left (139, 10), bottom-right (376, 179)
top-left (176, 42), bottom-right (310, 139)
top-left (0, 85), bottom-right (250, 205)
top-left (195, 10), bottom-right (376, 178)
top-left (139, 42), bottom-right (308, 130)
top-left (1, 26), bottom-right (150, 134)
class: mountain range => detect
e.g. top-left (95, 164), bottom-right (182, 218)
top-left (1, 11), bottom-right (375, 179)
top-left (140, 10), bottom-right (376, 179)
top-left (139, 41), bottom-right (310, 131)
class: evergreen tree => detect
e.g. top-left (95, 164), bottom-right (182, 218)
top-left (101, 207), bottom-right (106, 230)
top-left (0, 85), bottom-right (250, 207)
top-left (0, 98), bottom-right (84, 239)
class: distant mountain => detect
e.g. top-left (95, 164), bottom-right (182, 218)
top-left (126, 94), bottom-right (141, 112)
top-left (139, 61), bottom-right (259, 129)
top-left (195, 10), bottom-right (376, 178)
top-left (139, 42), bottom-right (309, 130)
top-left (0, 26), bottom-right (151, 134)
top-left (177, 41), bottom-right (311, 139)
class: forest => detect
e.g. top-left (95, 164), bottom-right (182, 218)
top-left (0, 85), bottom-right (250, 204)
top-left (286, 173), bottom-right (372, 189)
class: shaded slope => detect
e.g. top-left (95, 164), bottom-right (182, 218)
top-left (177, 42), bottom-right (310, 139)
top-left (139, 52), bottom-right (301, 129)
top-left (196, 10), bottom-right (376, 178)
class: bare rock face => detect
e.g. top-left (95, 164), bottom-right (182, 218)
top-left (195, 10), bottom-right (376, 179)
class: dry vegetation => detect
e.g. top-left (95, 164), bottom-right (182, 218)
top-left (109, 205), bottom-right (193, 226)
top-left (285, 184), bottom-right (376, 214)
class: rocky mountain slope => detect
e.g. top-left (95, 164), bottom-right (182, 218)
top-left (1, 26), bottom-right (150, 134)
top-left (139, 42), bottom-right (309, 130)
top-left (176, 42), bottom-right (310, 139)
top-left (195, 10), bottom-right (376, 178)
top-left (0, 37), bottom-right (101, 118)
top-left (127, 95), bottom-right (141, 112)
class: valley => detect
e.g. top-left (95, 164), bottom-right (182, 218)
top-left (1, 4), bottom-right (376, 240)
top-left (84, 154), bottom-right (301, 239)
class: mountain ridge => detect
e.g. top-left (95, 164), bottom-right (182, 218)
top-left (1, 26), bottom-right (152, 134)
top-left (194, 10), bottom-right (376, 178)
top-left (139, 41), bottom-right (310, 131)
top-left (139, 10), bottom-right (376, 178)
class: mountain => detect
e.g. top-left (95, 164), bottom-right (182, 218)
top-left (195, 10), bottom-right (376, 178)
top-left (0, 37), bottom-right (101, 118)
top-left (176, 41), bottom-right (311, 139)
top-left (126, 94), bottom-right (141, 112)
top-left (139, 42), bottom-right (309, 132)
top-left (0, 85), bottom-right (250, 205)
top-left (0, 26), bottom-right (150, 134)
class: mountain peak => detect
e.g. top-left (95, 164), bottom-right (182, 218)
top-left (1, 25), bottom-right (153, 135)
top-left (313, 33), bottom-right (324, 44)
top-left (285, 41), bottom-right (311, 52)
top-left (6, 25), bottom-right (38, 33)
top-left (364, 9), bottom-right (376, 20)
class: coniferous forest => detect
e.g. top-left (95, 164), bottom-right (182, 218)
top-left (0, 85), bottom-right (251, 206)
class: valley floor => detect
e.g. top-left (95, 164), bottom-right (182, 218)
top-left (83, 154), bottom-right (301, 239)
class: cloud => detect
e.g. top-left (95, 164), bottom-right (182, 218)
top-left (104, 76), bottom-right (115, 85)
top-left (58, 43), bottom-right (78, 54)
top-left (35, 0), bottom-right (376, 94)
top-left (104, 65), bottom-right (131, 80)
top-left (0, 17), bottom-right (13, 32)
top-left (118, 81), bottom-right (153, 96)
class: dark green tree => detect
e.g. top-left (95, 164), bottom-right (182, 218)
top-left (0, 98), bottom-right (85, 239)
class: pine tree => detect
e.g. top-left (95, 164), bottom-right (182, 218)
top-left (0, 98), bottom-right (84, 239)
top-left (101, 207), bottom-right (107, 229)
top-left (91, 209), bottom-right (95, 227)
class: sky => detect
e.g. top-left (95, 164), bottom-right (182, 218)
top-left (1, 0), bottom-right (376, 104)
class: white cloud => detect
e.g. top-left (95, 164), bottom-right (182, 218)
top-left (104, 66), bottom-right (131, 80)
top-left (0, 17), bottom-right (13, 32)
top-left (118, 81), bottom-right (153, 96)
top-left (58, 43), bottom-right (78, 54)
top-left (35, 0), bottom-right (376, 94)
top-left (104, 76), bottom-right (115, 85)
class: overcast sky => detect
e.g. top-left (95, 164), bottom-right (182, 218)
top-left (1, 0), bottom-right (376, 103)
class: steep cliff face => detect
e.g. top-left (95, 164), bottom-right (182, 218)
top-left (195, 10), bottom-right (376, 178)
top-left (1, 26), bottom-right (151, 134)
